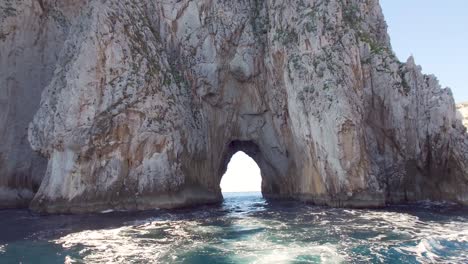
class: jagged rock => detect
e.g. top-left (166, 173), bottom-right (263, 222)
top-left (457, 102), bottom-right (468, 127)
top-left (1, 0), bottom-right (467, 213)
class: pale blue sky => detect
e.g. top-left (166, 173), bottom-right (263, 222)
top-left (221, 2), bottom-right (468, 192)
top-left (381, 0), bottom-right (468, 102)
top-left (220, 152), bottom-right (261, 192)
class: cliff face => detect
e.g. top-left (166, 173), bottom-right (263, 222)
top-left (1, 0), bottom-right (467, 213)
top-left (457, 102), bottom-right (468, 128)
top-left (0, 0), bottom-right (87, 208)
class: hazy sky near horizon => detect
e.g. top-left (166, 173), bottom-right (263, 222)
top-left (221, 1), bottom-right (467, 193)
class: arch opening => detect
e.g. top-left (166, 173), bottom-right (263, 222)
top-left (220, 151), bottom-right (262, 194)
top-left (217, 140), bottom-right (286, 200)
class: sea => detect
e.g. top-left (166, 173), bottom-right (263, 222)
top-left (0, 192), bottom-right (467, 263)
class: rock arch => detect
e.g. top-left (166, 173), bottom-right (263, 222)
top-left (1, 0), bottom-right (467, 213)
top-left (217, 140), bottom-right (288, 198)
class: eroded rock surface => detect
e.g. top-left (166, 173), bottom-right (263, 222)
top-left (457, 102), bottom-right (468, 127)
top-left (1, 0), bottom-right (467, 213)
top-left (0, 0), bottom-right (87, 208)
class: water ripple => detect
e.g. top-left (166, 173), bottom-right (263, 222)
top-left (0, 193), bottom-right (467, 263)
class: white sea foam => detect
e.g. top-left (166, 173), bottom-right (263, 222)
top-left (401, 238), bottom-right (442, 262)
top-left (237, 242), bottom-right (344, 264)
top-left (54, 216), bottom-right (347, 263)
top-left (50, 200), bottom-right (468, 264)
top-left (0, 244), bottom-right (5, 253)
top-left (347, 209), bottom-right (468, 263)
top-left (55, 219), bottom-right (202, 263)
top-left (99, 209), bottom-right (114, 214)
top-left (64, 255), bottom-right (81, 264)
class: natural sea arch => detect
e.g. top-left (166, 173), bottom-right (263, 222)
top-left (3, 0), bottom-right (465, 215)
top-left (216, 141), bottom-right (290, 200)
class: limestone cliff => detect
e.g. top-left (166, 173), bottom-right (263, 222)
top-left (0, 0), bottom-right (87, 208)
top-left (1, 0), bottom-right (467, 213)
top-left (457, 102), bottom-right (468, 127)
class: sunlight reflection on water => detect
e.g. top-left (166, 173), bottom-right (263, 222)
top-left (0, 193), bottom-right (467, 263)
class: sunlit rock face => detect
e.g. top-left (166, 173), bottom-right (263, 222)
top-left (457, 102), bottom-right (468, 128)
top-left (1, 0), bottom-right (466, 213)
top-left (0, 0), bottom-right (88, 208)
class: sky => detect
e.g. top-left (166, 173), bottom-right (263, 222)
top-left (221, 1), bottom-right (467, 193)
top-left (380, 0), bottom-right (468, 102)
top-left (220, 152), bottom-right (262, 192)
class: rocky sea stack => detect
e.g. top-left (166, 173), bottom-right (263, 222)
top-left (1, 0), bottom-right (467, 213)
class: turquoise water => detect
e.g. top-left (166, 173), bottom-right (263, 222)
top-left (0, 192), bottom-right (467, 263)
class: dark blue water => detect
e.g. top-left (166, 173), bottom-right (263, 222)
top-left (0, 192), bottom-right (467, 263)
